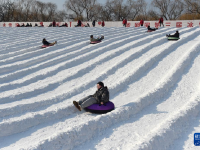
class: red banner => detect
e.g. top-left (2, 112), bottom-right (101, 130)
top-left (165, 22), bottom-right (171, 27)
top-left (155, 22), bottom-right (159, 28)
top-left (144, 22), bottom-right (150, 27)
top-left (135, 23), bottom-right (140, 27)
top-left (126, 22), bottom-right (131, 27)
top-left (176, 22), bottom-right (182, 28)
top-left (187, 22), bottom-right (193, 27)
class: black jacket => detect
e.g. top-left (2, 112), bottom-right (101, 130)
top-left (148, 26), bottom-right (156, 31)
top-left (78, 20), bottom-right (82, 26)
top-left (92, 20), bottom-right (96, 26)
top-left (168, 32), bottom-right (179, 38)
top-left (173, 32), bottom-right (179, 38)
top-left (43, 40), bottom-right (50, 45)
top-left (93, 86), bottom-right (109, 103)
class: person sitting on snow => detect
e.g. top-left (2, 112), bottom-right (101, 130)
top-left (166, 30), bottom-right (179, 38)
top-left (147, 25), bottom-right (158, 31)
top-left (42, 38), bottom-right (57, 46)
top-left (75, 20), bottom-right (82, 27)
top-left (90, 35), bottom-right (104, 42)
top-left (26, 23), bottom-right (30, 27)
top-left (21, 23), bottom-right (25, 27)
top-left (16, 23), bottom-right (20, 27)
top-left (48, 23), bottom-right (53, 27)
top-left (85, 23), bottom-right (90, 27)
top-left (73, 82), bottom-right (109, 111)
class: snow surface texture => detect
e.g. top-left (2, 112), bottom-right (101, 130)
top-left (0, 27), bottom-right (200, 150)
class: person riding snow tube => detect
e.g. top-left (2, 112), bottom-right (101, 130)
top-left (90, 35), bottom-right (104, 44)
top-left (166, 31), bottom-right (180, 41)
top-left (42, 38), bottom-right (57, 48)
top-left (147, 25), bottom-right (158, 32)
top-left (73, 82), bottom-right (114, 114)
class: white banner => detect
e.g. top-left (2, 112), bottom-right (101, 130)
top-left (0, 20), bottom-right (200, 28)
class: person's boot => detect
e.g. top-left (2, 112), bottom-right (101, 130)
top-left (73, 101), bottom-right (81, 111)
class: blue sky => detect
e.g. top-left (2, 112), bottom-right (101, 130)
top-left (40, 0), bottom-right (151, 10)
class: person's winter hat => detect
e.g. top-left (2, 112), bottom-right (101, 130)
top-left (97, 81), bottom-right (104, 87)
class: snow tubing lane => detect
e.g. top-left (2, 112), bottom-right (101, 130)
top-left (90, 41), bottom-right (101, 44)
top-left (167, 37), bottom-right (180, 41)
top-left (85, 101), bottom-right (115, 114)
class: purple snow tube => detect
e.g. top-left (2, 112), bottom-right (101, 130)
top-left (85, 101), bottom-right (115, 114)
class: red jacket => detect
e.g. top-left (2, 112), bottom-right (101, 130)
top-left (102, 21), bottom-right (105, 27)
top-left (159, 18), bottom-right (163, 23)
top-left (140, 20), bottom-right (144, 25)
top-left (123, 19), bottom-right (127, 24)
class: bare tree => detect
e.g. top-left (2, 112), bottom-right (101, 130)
top-left (79, 0), bottom-right (97, 21)
top-left (184, 0), bottom-right (200, 14)
top-left (0, 0), bottom-right (67, 22)
top-left (152, 0), bottom-right (184, 20)
top-left (100, 0), bottom-right (114, 21)
top-left (56, 10), bottom-right (68, 21)
top-left (128, 0), bottom-right (147, 20)
top-left (0, 0), bottom-right (15, 22)
top-left (46, 2), bottom-right (57, 21)
top-left (65, 0), bottom-right (84, 19)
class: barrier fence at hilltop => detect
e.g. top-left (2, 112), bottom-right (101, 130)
top-left (0, 20), bottom-right (200, 28)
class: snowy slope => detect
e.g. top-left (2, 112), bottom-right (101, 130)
top-left (0, 27), bottom-right (200, 150)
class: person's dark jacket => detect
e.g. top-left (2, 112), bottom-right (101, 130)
top-left (53, 21), bottom-right (56, 27)
top-left (172, 32), bottom-right (179, 38)
top-left (148, 26), bottom-right (156, 31)
top-left (92, 20), bottom-right (96, 27)
top-left (93, 86), bottom-right (109, 103)
top-left (43, 40), bottom-right (50, 45)
top-left (78, 20), bottom-right (82, 26)
top-left (159, 18), bottom-right (163, 23)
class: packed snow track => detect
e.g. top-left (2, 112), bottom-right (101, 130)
top-left (0, 27), bottom-right (200, 150)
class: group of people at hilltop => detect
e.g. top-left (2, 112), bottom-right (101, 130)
top-left (122, 17), bottom-right (164, 27)
top-left (15, 17), bottom-right (164, 28)
top-left (16, 21), bottom-right (68, 27)
top-left (17, 23), bottom-right (38, 27)
top-left (48, 21), bottom-right (68, 27)
top-left (75, 20), bottom-right (105, 27)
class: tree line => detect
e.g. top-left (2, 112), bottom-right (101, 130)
top-left (0, 0), bottom-right (200, 22)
